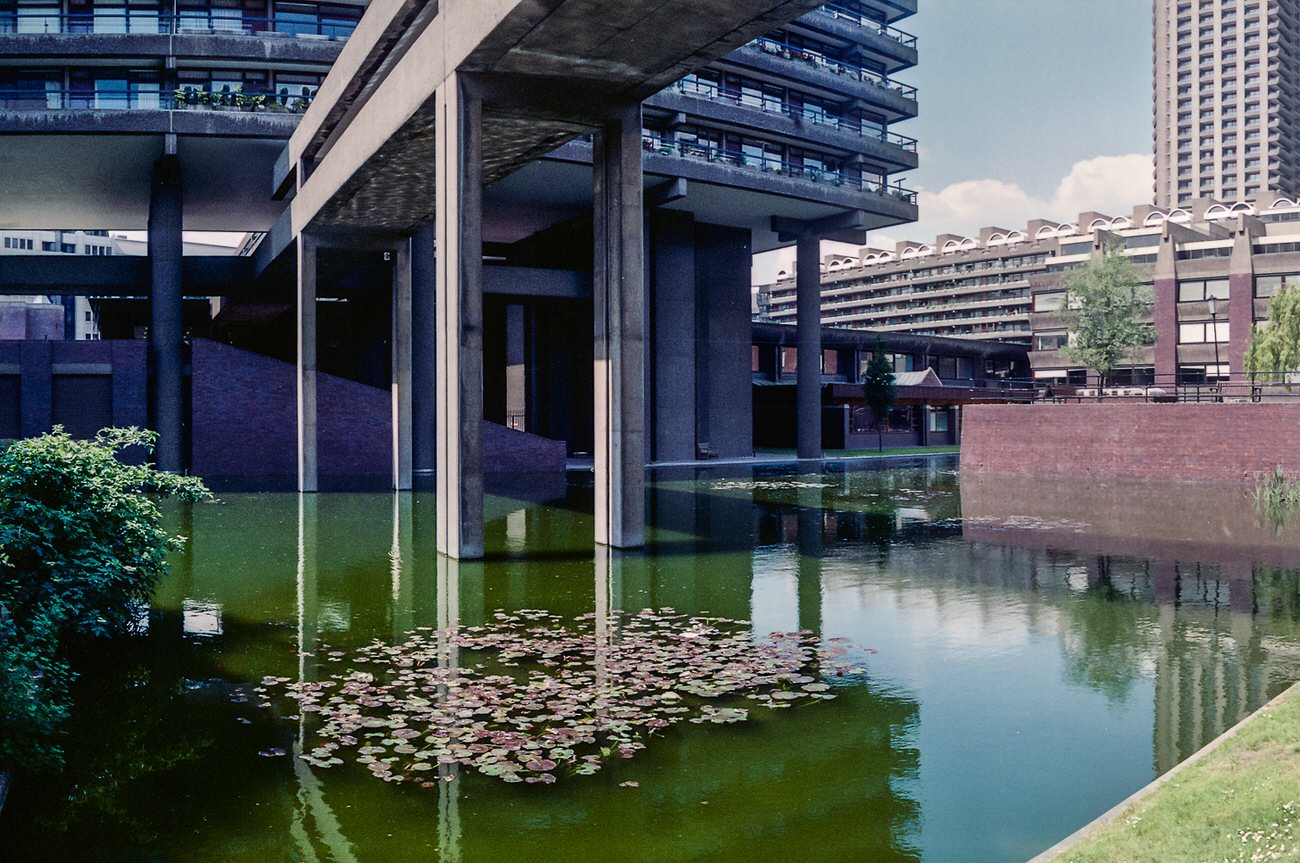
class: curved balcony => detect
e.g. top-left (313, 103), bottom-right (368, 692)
top-left (639, 132), bottom-right (917, 209)
top-left (0, 87), bottom-right (307, 137)
top-left (726, 37), bottom-right (918, 122)
top-left (0, 12), bottom-right (347, 64)
top-left (792, 5), bottom-right (917, 74)
top-left (647, 78), bottom-right (917, 173)
top-left (0, 11), bottom-right (354, 38)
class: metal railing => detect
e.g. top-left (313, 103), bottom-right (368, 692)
top-left (0, 11), bottom-right (355, 39)
top-left (816, 4), bottom-right (918, 48)
top-left (0, 87), bottom-right (314, 113)
top-left (640, 133), bottom-right (917, 203)
top-left (671, 77), bottom-right (917, 151)
top-left (747, 36), bottom-right (918, 101)
top-left (1022, 371), bottom-right (1300, 404)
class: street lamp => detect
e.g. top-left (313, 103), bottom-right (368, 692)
top-left (1208, 295), bottom-right (1223, 398)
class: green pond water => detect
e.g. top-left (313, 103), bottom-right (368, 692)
top-left (7, 458), bottom-right (1300, 863)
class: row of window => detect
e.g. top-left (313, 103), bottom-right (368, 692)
top-left (1033, 272), bottom-right (1300, 312)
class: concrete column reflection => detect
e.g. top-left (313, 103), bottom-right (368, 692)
top-left (290, 496), bottom-right (360, 863)
top-left (796, 481), bottom-right (825, 638)
top-left (391, 492), bottom-right (414, 640)
top-left (435, 554), bottom-right (467, 862)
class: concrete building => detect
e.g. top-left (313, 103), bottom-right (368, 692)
top-left (1, 0), bottom-right (926, 556)
top-left (751, 321), bottom-right (1030, 451)
top-left (1029, 193), bottom-right (1300, 387)
top-left (755, 226), bottom-right (1070, 344)
top-left (1153, 0), bottom-right (1300, 208)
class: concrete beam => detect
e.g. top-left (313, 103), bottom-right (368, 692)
top-left (435, 73), bottom-right (485, 559)
top-left (593, 104), bottom-right (646, 549)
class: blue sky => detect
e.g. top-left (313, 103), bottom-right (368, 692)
top-left (756, 0), bottom-right (1157, 280)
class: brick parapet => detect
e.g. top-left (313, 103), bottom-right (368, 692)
top-left (960, 402), bottom-right (1300, 483)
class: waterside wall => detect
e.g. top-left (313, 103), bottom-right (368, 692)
top-left (961, 403), bottom-right (1300, 484)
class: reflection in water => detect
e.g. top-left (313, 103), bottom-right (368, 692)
top-left (5, 462), bottom-right (1300, 863)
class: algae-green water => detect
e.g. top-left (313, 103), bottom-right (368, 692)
top-left (7, 459), bottom-right (1300, 863)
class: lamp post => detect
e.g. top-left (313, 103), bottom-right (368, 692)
top-left (1208, 295), bottom-right (1223, 399)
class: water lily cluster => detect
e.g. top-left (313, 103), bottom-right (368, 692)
top-left (252, 608), bottom-right (866, 787)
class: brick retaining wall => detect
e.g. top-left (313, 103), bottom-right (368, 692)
top-left (960, 403), bottom-right (1300, 483)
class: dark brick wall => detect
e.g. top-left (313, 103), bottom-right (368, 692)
top-left (960, 403), bottom-right (1300, 482)
top-left (191, 338), bottom-right (565, 480)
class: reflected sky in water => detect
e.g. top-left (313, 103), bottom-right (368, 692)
top-left (7, 457), bottom-right (1300, 863)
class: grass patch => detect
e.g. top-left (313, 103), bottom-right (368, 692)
top-left (1053, 685), bottom-right (1300, 863)
top-left (755, 446), bottom-right (960, 458)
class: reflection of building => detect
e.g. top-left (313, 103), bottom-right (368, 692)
top-left (1151, 562), bottom-right (1270, 774)
top-left (1153, 0), bottom-right (1300, 208)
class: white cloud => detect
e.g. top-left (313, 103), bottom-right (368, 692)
top-left (754, 152), bottom-right (1153, 284)
top-left (1048, 153), bottom-right (1154, 218)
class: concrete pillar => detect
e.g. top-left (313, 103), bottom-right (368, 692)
top-left (148, 154), bottom-right (184, 471)
top-left (649, 210), bottom-right (696, 462)
top-left (593, 104), bottom-right (646, 549)
top-left (411, 225), bottom-right (437, 483)
top-left (392, 239), bottom-right (413, 490)
top-left (434, 73), bottom-right (485, 559)
top-left (1228, 225), bottom-right (1255, 381)
top-left (296, 234), bottom-right (318, 492)
top-left (796, 233), bottom-right (822, 460)
top-left (19, 339), bottom-right (51, 438)
top-left (1154, 232), bottom-right (1178, 381)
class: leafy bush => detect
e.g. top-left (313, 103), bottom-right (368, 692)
top-left (0, 427), bottom-right (210, 771)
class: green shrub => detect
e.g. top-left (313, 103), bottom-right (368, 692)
top-left (0, 427), bottom-right (210, 771)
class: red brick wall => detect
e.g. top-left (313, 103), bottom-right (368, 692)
top-left (960, 403), bottom-right (1300, 483)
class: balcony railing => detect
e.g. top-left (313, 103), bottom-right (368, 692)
top-left (746, 36), bottom-right (918, 101)
top-left (671, 77), bottom-right (917, 152)
top-left (816, 4), bottom-right (918, 48)
top-left (640, 133), bottom-right (917, 204)
top-left (0, 87), bottom-right (314, 113)
top-left (0, 12), bottom-right (355, 40)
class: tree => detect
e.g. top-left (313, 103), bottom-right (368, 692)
top-left (0, 427), bottom-right (209, 772)
top-left (1245, 284), bottom-right (1300, 387)
top-left (1059, 244), bottom-right (1153, 392)
top-left (862, 341), bottom-right (898, 452)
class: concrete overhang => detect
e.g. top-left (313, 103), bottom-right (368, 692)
top-left (285, 0), bottom-right (829, 239)
top-left (0, 134), bottom-right (290, 230)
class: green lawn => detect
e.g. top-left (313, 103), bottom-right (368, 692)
top-left (1051, 684), bottom-right (1300, 863)
top-left (755, 446), bottom-right (960, 458)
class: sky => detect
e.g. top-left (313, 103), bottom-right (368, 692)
top-left (753, 0), bottom-right (1155, 283)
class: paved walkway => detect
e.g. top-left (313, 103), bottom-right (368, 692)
top-left (564, 450), bottom-right (961, 471)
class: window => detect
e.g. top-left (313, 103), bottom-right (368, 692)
top-left (1178, 364), bottom-right (1229, 384)
top-left (1256, 273), bottom-right (1300, 298)
top-left (1033, 332), bottom-right (1068, 351)
top-left (1178, 321), bottom-right (1229, 343)
top-left (1177, 278), bottom-right (1230, 301)
top-left (1033, 292), bottom-right (1066, 312)
top-left (927, 408), bottom-right (950, 433)
top-left (1110, 367), bottom-right (1156, 386)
